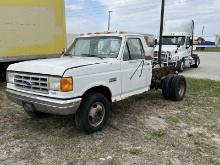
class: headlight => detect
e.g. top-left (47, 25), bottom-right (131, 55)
top-left (48, 76), bottom-right (73, 92)
top-left (6, 71), bottom-right (15, 83)
top-left (48, 77), bottom-right (61, 91)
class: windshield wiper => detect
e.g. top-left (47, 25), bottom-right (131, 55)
top-left (80, 54), bottom-right (103, 59)
top-left (63, 53), bottom-right (73, 56)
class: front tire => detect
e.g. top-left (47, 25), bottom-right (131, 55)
top-left (177, 60), bottom-right (185, 73)
top-left (75, 93), bottom-right (110, 134)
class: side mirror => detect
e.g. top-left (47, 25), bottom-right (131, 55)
top-left (190, 39), bottom-right (193, 46)
top-left (177, 44), bottom-right (181, 48)
top-left (61, 48), bottom-right (66, 54)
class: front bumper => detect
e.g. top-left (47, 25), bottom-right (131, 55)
top-left (6, 89), bottom-right (82, 115)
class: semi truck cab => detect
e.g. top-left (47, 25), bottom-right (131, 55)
top-left (154, 20), bottom-right (200, 72)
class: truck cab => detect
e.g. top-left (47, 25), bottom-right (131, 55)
top-left (154, 20), bottom-right (200, 72)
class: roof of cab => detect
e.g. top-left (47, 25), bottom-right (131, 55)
top-left (79, 31), bottom-right (154, 38)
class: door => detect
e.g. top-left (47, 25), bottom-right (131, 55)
top-left (185, 36), bottom-right (192, 56)
top-left (121, 37), bottom-right (151, 96)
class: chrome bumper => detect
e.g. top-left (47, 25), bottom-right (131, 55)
top-left (6, 89), bottom-right (82, 115)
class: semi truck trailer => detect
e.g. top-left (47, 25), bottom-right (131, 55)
top-left (194, 35), bottom-right (220, 50)
top-left (0, 0), bottom-right (67, 81)
top-left (154, 20), bottom-right (200, 72)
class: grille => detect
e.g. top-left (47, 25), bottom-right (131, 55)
top-left (154, 51), bottom-right (170, 61)
top-left (14, 73), bottom-right (49, 94)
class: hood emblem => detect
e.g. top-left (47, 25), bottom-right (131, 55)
top-left (24, 80), bottom-right (32, 88)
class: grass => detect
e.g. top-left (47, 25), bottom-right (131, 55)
top-left (151, 129), bottom-right (166, 138)
top-left (129, 148), bottom-right (142, 155)
top-left (0, 78), bottom-right (220, 164)
top-left (196, 47), bottom-right (220, 52)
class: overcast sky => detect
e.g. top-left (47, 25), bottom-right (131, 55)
top-left (65, 0), bottom-right (220, 36)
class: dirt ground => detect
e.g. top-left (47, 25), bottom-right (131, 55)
top-left (0, 79), bottom-right (220, 165)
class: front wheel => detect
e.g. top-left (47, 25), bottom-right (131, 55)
top-left (75, 93), bottom-right (110, 134)
top-left (177, 60), bottom-right (185, 73)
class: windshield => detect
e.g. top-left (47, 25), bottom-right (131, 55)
top-left (162, 36), bottom-right (186, 45)
top-left (66, 36), bottom-right (122, 58)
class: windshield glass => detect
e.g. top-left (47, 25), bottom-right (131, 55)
top-left (66, 36), bottom-right (122, 58)
top-left (162, 36), bottom-right (186, 45)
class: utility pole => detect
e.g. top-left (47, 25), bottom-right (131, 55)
top-left (158, 0), bottom-right (165, 67)
top-left (108, 11), bottom-right (112, 31)
top-left (202, 26), bottom-right (205, 35)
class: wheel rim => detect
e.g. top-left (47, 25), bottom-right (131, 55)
top-left (178, 81), bottom-right (185, 97)
top-left (88, 102), bottom-right (105, 127)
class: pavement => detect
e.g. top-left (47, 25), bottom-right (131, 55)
top-left (181, 52), bottom-right (220, 81)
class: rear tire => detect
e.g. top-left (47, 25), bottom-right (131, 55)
top-left (169, 75), bottom-right (186, 101)
top-left (162, 74), bottom-right (175, 100)
top-left (75, 93), bottom-right (110, 134)
top-left (191, 57), bottom-right (200, 68)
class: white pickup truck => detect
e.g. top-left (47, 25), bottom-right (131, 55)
top-left (6, 32), bottom-right (186, 133)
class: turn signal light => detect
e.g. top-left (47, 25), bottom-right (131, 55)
top-left (60, 77), bottom-right (73, 92)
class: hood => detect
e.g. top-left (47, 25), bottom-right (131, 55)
top-left (155, 45), bottom-right (178, 52)
top-left (8, 56), bottom-right (110, 76)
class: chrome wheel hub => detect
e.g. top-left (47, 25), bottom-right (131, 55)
top-left (88, 102), bottom-right (105, 127)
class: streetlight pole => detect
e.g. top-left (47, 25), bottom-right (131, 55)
top-left (202, 26), bottom-right (205, 35)
top-left (108, 11), bottom-right (112, 31)
top-left (158, 0), bottom-right (165, 67)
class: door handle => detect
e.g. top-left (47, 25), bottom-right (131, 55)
top-left (145, 63), bottom-right (150, 66)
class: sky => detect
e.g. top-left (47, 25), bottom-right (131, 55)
top-left (65, 0), bottom-right (220, 36)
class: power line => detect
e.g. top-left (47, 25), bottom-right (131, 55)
top-left (68, 5), bottom-right (161, 17)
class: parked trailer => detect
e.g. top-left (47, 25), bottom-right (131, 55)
top-left (193, 35), bottom-right (220, 51)
top-left (0, 0), bottom-right (66, 81)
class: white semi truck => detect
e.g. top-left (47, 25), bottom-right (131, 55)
top-left (154, 20), bottom-right (200, 72)
top-left (6, 32), bottom-right (186, 133)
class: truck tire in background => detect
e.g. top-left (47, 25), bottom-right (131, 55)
top-left (176, 59), bottom-right (185, 73)
top-left (23, 102), bottom-right (50, 119)
top-left (75, 93), bottom-right (110, 134)
top-left (190, 54), bottom-right (200, 68)
top-left (162, 74), bottom-right (186, 101)
top-left (0, 63), bottom-right (9, 82)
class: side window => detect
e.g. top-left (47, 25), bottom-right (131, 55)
top-left (127, 38), bottom-right (144, 60)
top-left (123, 44), bottom-right (130, 61)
